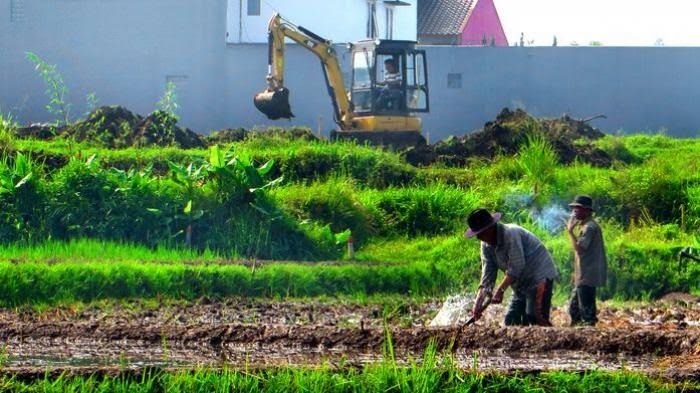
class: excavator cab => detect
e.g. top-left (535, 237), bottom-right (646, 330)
top-left (349, 40), bottom-right (429, 117)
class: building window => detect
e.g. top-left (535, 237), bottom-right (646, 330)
top-left (447, 73), bottom-right (462, 89)
top-left (247, 0), bottom-right (260, 16)
top-left (11, 0), bottom-right (25, 22)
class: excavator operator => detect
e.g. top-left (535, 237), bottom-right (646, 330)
top-left (376, 58), bottom-right (403, 111)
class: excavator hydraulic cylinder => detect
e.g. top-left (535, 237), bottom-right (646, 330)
top-left (254, 87), bottom-right (294, 120)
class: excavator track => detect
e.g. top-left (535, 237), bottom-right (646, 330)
top-left (330, 130), bottom-right (426, 150)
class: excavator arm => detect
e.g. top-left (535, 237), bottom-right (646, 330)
top-left (254, 13), bottom-right (352, 127)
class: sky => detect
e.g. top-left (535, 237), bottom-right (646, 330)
top-left (495, 0), bottom-right (700, 47)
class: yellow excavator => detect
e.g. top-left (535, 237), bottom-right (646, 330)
top-left (253, 13), bottom-right (429, 148)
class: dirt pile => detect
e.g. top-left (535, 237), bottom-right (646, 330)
top-left (15, 107), bottom-right (320, 149)
top-left (405, 108), bottom-right (616, 167)
top-left (15, 106), bottom-right (206, 149)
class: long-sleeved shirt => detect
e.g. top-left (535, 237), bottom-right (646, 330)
top-left (573, 218), bottom-right (607, 287)
top-left (478, 223), bottom-right (559, 293)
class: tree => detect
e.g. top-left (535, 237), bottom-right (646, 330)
top-left (654, 38), bottom-right (665, 46)
top-left (589, 41), bottom-right (603, 46)
top-left (552, 35), bottom-right (558, 47)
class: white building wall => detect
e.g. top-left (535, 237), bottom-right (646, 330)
top-left (226, 0), bottom-right (418, 43)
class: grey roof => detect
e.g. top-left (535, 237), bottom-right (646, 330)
top-left (418, 0), bottom-right (476, 36)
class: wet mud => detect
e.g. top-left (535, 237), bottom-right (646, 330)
top-left (1, 297), bottom-right (699, 379)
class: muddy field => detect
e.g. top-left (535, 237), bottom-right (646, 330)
top-left (1, 296), bottom-right (699, 379)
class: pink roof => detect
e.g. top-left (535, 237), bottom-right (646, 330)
top-left (418, 0), bottom-right (508, 46)
top-left (460, 0), bottom-right (508, 46)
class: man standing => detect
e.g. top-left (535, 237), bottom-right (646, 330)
top-left (466, 208), bottom-right (559, 326)
top-left (567, 195), bottom-right (608, 326)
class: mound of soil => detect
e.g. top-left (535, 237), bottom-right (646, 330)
top-left (15, 106), bottom-right (206, 149)
top-left (205, 128), bottom-right (249, 144)
top-left (405, 108), bottom-right (616, 167)
top-left (15, 107), bottom-right (321, 149)
top-left (251, 126), bottom-right (319, 141)
top-left (131, 110), bottom-right (206, 149)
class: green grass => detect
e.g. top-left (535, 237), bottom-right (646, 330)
top-left (0, 227), bottom-right (696, 305)
top-left (0, 255), bottom-right (453, 306)
top-left (0, 366), bottom-right (691, 392)
top-left (2, 132), bottom-right (700, 301)
top-left (0, 238), bottom-right (223, 264)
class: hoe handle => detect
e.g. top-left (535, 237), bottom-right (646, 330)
top-left (463, 297), bottom-right (492, 327)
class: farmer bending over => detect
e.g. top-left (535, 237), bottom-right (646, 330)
top-left (465, 208), bottom-right (559, 326)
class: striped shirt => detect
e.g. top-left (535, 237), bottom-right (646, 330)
top-left (384, 72), bottom-right (401, 85)
top-left (479, 223), bottom-right (559, 293)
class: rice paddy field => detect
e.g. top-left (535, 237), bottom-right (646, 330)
top-left (1, 110), bottom-right (700, 391)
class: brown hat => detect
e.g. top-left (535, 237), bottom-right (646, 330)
top-left (465, 208), bottom-right (502, 238)
top-left (568, 195), bottom-right (593, 210)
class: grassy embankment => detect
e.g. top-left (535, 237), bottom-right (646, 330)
top-left (1, 119), bottom-right (699, 305)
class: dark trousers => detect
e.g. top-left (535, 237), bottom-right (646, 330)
top-left (569, 285), bottom-right (597, 326)
top-left (504, 280), bottom-right (553, 326)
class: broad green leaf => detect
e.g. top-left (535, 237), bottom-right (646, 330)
top-left (209, 145), bottom-right (224, 168)
top-left (257, 159), bottom-right (275, 176)
top-left (14, 172), bottom-right (32, 189)
top-left (183, 200), bottom-right (192, 214)
top-left (85, 153), bottom-right (98, 167)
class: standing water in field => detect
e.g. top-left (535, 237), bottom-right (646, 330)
top-left (429, 293), bottom-right (475, 326)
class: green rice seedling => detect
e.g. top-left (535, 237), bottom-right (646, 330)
top-left (157, 81), bottom-right (179, 119)
top-left (26, 52), bottom-right (71, 126)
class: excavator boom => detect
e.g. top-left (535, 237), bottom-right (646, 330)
top-left (253, 14), bottom-right (352, 127)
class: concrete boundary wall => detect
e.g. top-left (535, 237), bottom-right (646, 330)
top-left (2, 1), bottom-right (700, 139)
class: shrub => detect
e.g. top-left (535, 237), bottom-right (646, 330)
top-left (272, 178), bottom-right (374, 243)
top-left (361, 185), bottom-right (479, 237)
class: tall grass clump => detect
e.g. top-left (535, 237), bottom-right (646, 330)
top-left (360, 184), bottom-right (479, 237)
top-left (0, 112), bottom-right (16, 154)
top-left (239, 138), bottom-right (416, 188)
top-left (271, 177), bottom-right (374, 243)
top-left (608, 160), bottom-right (688, 225)
top-left (516, 134), bottom-right (559, 206)
top-left (687, 184), bottom-right (700, 231)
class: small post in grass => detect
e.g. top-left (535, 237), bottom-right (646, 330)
top-left (347, 235), bottom-right (355, 260)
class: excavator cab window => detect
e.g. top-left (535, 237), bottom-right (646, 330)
top-left (405, 51), bottom-right (429, 112)
top-left (351, 50), bottom-right (374, 113)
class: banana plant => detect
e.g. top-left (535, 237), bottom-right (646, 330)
top-left (0, 152), bottom-right (33, 195)
top-left (206, 145), bottom-right (282, 204)
top-left (167, 159), bottom-right (206, 246)
top-left (0, 152), bottom-right (40, 240)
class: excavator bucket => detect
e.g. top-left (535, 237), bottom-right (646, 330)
top-left (253, 87), bottom-right (294, 120)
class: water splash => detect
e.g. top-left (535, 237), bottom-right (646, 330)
top-left (429, 293), bottom-right (475, 326)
